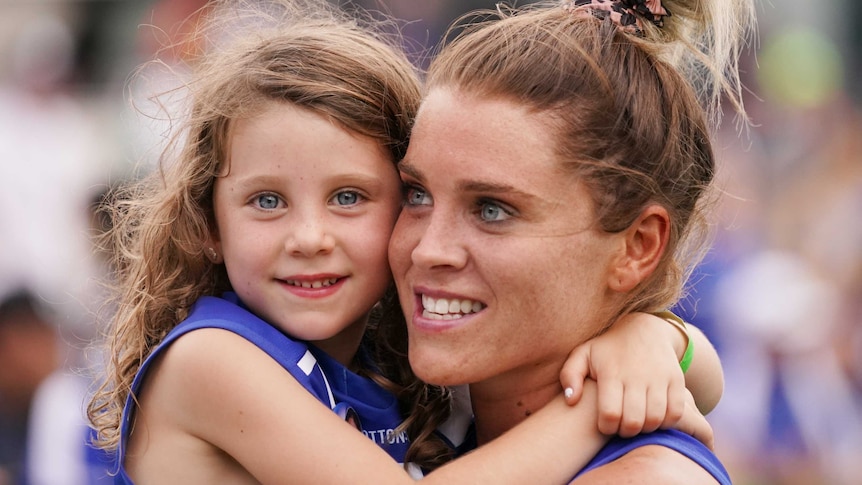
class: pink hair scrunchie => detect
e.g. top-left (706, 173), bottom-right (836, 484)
top-left (563, 0), bottom-right (671, 36)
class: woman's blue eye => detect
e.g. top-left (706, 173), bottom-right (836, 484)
top-left (334, 191), bottom-right (360, 206)
top-left (256, 194), bottom-right (281, 209)
top-left (405, 186), bottom-right (431, 206)
top-left (479, 201), bottom-right (510, 222)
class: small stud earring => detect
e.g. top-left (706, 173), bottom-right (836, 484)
top-left (206, 247), bottom-right (222, 264)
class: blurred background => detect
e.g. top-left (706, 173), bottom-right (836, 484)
top-left (0, 0), bottom-right (859, 483)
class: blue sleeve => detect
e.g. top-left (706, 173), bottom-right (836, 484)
top-left (574, 429), bottom-right (732, 484)
top-left (113, 294), bottom-right (336, 482)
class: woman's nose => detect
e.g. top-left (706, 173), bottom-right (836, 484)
top-left (409, 208), bottom-right (468, 271)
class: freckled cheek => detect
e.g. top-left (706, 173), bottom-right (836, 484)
top-left (368, 235), bottom-right (394, 274)
top-left (225, 252), bottom-right (261, 286)
top-left (495, 271), bottom-right (587, 357)
top-left (491, 248), bottom-right (570, 311)
top-left (356, 217), bottom-right (398, 271)
top-left (388, 217), bottom-right (418, 274)
top-left (494, 273), bottom-right (545, 323)
top-left (383, 209), bottom-right (401, 235)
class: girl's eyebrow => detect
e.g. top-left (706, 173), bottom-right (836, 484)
top-left (231, 174), bottom-right (283, 189)
top-left (232, 172), bottom-right (383, 189)
top-left (398, 160), bottom-right (536, 201)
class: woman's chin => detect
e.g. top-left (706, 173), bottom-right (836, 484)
top-left (408, 349), bottom-right (471, 387)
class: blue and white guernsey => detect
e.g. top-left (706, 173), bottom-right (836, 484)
top-left (572, 430), bottom-right (732, 484)
top-left (111, 292), bottom-right (415, 483)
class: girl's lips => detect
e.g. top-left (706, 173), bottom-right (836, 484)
top-left (278, 276), bottom-right (346, 299)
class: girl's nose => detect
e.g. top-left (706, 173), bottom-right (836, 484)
top-left (285, 213), bottom-right (336, 257)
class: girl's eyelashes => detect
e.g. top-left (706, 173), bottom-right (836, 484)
top-left (252, 192), bottom-right (284, 210)
top-left (248, 189), bottom-right (368, 211)
top-left (330, 189), bottom-right (365, 207)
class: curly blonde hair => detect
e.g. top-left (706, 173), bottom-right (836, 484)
top-left (88, 0), bottom-right (452, 470)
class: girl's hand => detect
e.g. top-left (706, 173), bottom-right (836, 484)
top-left (673, 388), bottom-right (715, 450)
top-left (559, 312), bottom-right (687, 437)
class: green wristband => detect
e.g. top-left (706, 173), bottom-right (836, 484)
top-left (651, 310), bottom-right (694, 373)
top-left (679, 332), bottom-right (694, 374)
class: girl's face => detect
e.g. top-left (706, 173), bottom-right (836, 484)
top-left (210, 101), bottom-right (402, 364)
top-left (389, 88), bottom-right (622, 393)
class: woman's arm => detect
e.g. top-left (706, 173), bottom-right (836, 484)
top-left (684, 324), bottom-right (724, 414)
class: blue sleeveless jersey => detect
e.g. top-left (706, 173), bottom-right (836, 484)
top-left (111, 293), bottom-right (409, 483)
top-left (455, 426), bottom-right (730, 484)
top-left (573, 429), bottom-right (732, 483)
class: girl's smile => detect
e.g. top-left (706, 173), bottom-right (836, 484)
top-left (210, 100), bottom-right (402, 364)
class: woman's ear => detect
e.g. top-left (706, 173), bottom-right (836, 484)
top-left (608, 205), bottom-right (669, 292)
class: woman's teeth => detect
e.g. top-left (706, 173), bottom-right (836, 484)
top-left (422, 294), bottom-right (484, 320)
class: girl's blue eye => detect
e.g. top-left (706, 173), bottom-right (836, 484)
top-left (256, 194), bottom-right (281, 209)
top-left (334, 191), bottom-right (360, 206)
top-left (479, 201), bottom-right (510, 222)
top-left (405, 186), bottom-right (431, 206)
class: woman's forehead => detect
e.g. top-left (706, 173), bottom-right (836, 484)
top-left (408, 90), bottom-right (570, 184)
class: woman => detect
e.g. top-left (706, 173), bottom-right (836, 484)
top-left (390, 0), bottom-right (754, 482)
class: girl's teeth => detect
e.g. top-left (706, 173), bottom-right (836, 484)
top-left (290, 278), bottom-right (337, 288)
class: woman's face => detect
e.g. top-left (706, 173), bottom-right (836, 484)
top-left (389, 88), bottom-right (624, 391)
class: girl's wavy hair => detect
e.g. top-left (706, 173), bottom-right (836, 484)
top-left (87, 0), bottom-right (453, 470)
top-left (426, 0), bottom-right (755, 328)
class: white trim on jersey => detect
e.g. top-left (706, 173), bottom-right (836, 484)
top-left (298, 350), bottom-right (336, 408)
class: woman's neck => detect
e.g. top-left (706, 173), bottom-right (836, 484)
top-left (468, 362), bottom-right (564, 445)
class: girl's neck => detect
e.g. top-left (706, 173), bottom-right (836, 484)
top-left (309, 316), bottom-right (368, 369)
top-left (468, 362), bottom-right (563, 445)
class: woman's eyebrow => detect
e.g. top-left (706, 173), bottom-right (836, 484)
top-left (399, 160), bottom-right (537, 200)
top-left (396, 160), bottom-right (423, 181)
top-left (459, 181), bottom-right (536, 201)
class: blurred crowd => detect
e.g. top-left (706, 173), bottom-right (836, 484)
top-left (0, 1), bottom-right (859, 484)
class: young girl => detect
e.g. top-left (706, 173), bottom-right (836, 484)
top-left (87, 0), bottom-right (722, 482)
